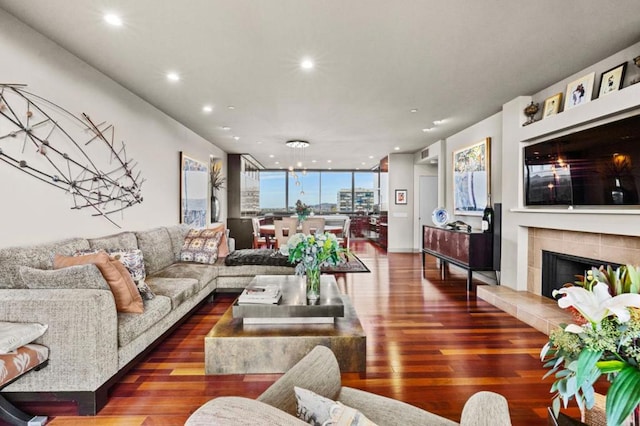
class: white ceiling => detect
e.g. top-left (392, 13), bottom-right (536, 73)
top-left (1, 1), bottom-right (640, 170)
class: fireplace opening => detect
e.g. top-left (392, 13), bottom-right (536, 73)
top-left (541, 251), bottom-right (620, 299)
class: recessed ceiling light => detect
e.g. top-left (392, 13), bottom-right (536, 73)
top-left (422, 127), bottom-right (434, 132)
top-left (311, 159), bottom-right (317, 163)
top-left (327, 160), bottom-right (332, 163)
top-left (300, 59), bottom-right (314, 70)
top-left (221, 126), bottom-right (231, 131)
top-left (356, 168), bottom-right (360, 170)
top-left (228, 105), bottom-right (235, 110)
top-left (233, 136), bottom-right (240, 140)
top-left (202, 105), bottom-right (213, 113)
top-left (410, 109), bottom-right (418, 113)
top-left (433, 119), bottom-right (444, 125)
top-left (269, 154), bottom-right (275, 158)
top-left (257, 141), bottom-right (262, 144)
top-left (361, 162), bottom-right (366, 165)
top-left (275, 161), bottom-right (280, 165)
top-left (166, 72), bottom-right (180, 82)
top-left (394, 147), bottom-right (400, 151)
top-left (328, 167), bottom-right (332, 170)
top-left (104, 13), bottom-right (123, 27)
top-left (368, 155), bottom-right (374, 159)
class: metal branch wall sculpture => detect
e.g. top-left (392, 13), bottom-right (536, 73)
top-left (0, 84), bottom-right (144, 227)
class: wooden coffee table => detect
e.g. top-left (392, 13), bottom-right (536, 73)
top-left (205, 275), bottom-right (366, 374)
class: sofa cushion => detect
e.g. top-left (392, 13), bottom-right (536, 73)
top-left (179, 229), bottom-right (224, 265)
top-left (294, 386), bottom-right (377, 426)
top-left (0, 322), bottom-right (48, 354)
top-left (54, 252), bottom-right (144, 314)
top-left (166, 224), bottom-right (192, 261)
top-left (145, 277), bottom-right (200, 309)
top-left (117, 296), bottom-right (172, 347)
top-left (0, 344), bottom-right (49, 387)
top-left (209, 223), bottom-right (230, 257)
top-left (88, 232), bottom-right (138, 251)
top-left (150, 263), bottom-right (217, 291)
top-left (135, 227), bottom-right (175, 275)
top-left (225, 249), bottom-right (292, 267)
top-left (0, 238), bottom-right (90, 289)
top-left (19, 264), bottom-right (110, 291)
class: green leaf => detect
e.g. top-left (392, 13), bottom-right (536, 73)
top-left (606, 365), bottom-right (640, 426)
top-left (576, 349), bottom-right (602, 388)
top-left (552, 396), bottom-right (561, 417)
top-left (597, 360), bottom-right (626, 374)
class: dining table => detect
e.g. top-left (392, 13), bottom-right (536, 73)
top-left (259, 224), bottom-right (343, 248)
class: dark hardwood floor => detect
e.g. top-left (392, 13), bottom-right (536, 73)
top-left (12, 240), bottom-right (566, 425)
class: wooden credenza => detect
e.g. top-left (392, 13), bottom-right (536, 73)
top-left (422, 225), bottom-right (493, 291)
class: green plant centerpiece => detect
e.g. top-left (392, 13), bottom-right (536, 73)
top-left (541, 265), bottom-right (640, 425)
top-left (280, 232), bottom-right (345, 302)
top-left (295, 199), bottom-right (311, 222)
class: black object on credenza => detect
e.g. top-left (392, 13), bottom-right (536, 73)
top-left (422, 225), bottom-right (494, 291)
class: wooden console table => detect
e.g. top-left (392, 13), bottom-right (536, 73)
top-left (422, 225), bottom-right (493, 291)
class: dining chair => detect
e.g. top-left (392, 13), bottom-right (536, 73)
top-left (301, 217), bottom-right (325, 235)
top-left (251, 217), bottom-right (269, 249)
top-left (337, 217), bottom-right (351, 248)
top-left (274, 217), bottom-right (297, 249)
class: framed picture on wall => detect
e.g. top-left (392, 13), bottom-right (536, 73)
top-left (564, 72), bottom-right (595, 110)
top-left (453, 138), bottom-right (490, 216)
top-left (598, 62), bottom-right (627, 97)
top-left (395, 189), bottom-right (407, 205)
top-left (542, 92), bottom-right (563, 118)
top-left (180, 152), bottom-right (209, 228)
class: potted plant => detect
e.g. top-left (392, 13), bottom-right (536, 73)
top-left (541, 265), bottom-right (640, 425)
top-left (280, 232), bottom-right (345, 302)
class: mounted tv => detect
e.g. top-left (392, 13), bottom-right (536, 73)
top-left (523, 114), bottom-right (640, 207)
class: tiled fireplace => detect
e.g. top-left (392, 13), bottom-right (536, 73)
top-left (527, 228), bottom-right (640, 296)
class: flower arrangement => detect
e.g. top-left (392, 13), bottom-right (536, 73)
top-left (541, 265), bottom-right (640, 425)
top-left (295, 199), bottom-right (311, 220)
top-left (210, 161), bottom-right (225, 191)
top-left (280, 232), bottom-right (345, 300)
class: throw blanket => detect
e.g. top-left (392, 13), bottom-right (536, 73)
top-left (224, 249), bottom-right (292, 267)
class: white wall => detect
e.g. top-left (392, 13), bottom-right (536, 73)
top-left (387, 153), bottom-right (414, 252)
top-left (444, 112), bottom-right (503, 231)
top-left (500, 40), bottom-right (640, 291)
top-left (0, 10), bottom-right (226, 248)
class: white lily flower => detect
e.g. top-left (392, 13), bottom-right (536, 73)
top-left (554, 282), bottom-right (640, 324)
top-left (564, 323), bottom-right (585, 334)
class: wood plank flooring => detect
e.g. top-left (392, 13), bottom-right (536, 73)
top-left (10, 241), bottom-right (572, 425)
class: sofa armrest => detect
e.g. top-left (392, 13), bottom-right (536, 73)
top-left (258, 345), bottom-right (342, 416)
top-left (460, 391), bottom-right (511, 426)
top-left (0, 289), bottom-right (119, 392)
top-left (186, 397), bottom-right (307, 426)
top-left (338, 386), bottom-right (459, 426)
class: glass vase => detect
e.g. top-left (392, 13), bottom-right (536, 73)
top-left (306, 267), bottom-right (320, 303)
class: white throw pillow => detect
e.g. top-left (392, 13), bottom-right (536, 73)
top-left (294, 386), bottom-right (378, 426)
top-left (0, 321), bottom-right (48, 354)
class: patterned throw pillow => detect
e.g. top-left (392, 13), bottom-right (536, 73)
top-left (75, 248), bottom-right (154, 300)
top-left (294, 386), bottom-right (378, 426)
top-left (179, 229), bottom-right (223, 265)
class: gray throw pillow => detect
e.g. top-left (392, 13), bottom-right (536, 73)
top-left (19, 264), bottom-right (110, 290)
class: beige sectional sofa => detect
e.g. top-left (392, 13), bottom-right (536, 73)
top-left (0, 224), bottom-right (293, 415)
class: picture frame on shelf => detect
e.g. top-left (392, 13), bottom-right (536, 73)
top-left (564, 72), bottom-right (595, 110)
top-left (542, 93), bottom-right (563, 118)
top-left (180, 152), bottom-right (209, 228)
top-left (453, 138), bottom-right (490, 216)
top-left (395, 189), bottom-right (407, 205)
top-left (598, 62), bottom-right (627, 97)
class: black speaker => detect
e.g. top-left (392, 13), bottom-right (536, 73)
top-left (493, 203), bottom-right (502, 271)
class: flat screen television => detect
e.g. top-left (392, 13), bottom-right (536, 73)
top-left (523, 114), bottom-right (640, 206)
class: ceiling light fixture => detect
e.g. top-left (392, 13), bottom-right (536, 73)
top-left (166, 72), bottom-right (180, 82)
top-left (104, 13), bottom-right (123, 26)
top-left (300, 59), bottom-right (314, 70)
top-left (410, 109), bottom-right (418, 113)
top-left (221, 126), bottom-right (231, 131)
top-left (422, 127), bottom-right (434, 132)
top-left (394, 147), bottom-right (400, 151)
top-left (433, 119), bottom-right (444, 125)
top-left (202, 105), bottom-right (213, 113)
top-left (228, 105), bottom-right (235, 110)
top-left (233, 136), bottom-right (240, 140)
top-left (285, 140), bottom-right (310, 149)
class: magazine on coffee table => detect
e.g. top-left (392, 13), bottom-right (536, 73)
top-left (237, 285), bottom-right (282, 304)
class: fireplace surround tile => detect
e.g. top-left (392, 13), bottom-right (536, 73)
top-left (601, 233), bottom-right (640, 249)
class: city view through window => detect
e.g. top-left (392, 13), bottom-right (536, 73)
top-left (244, 170), bottom-right (379, 215)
